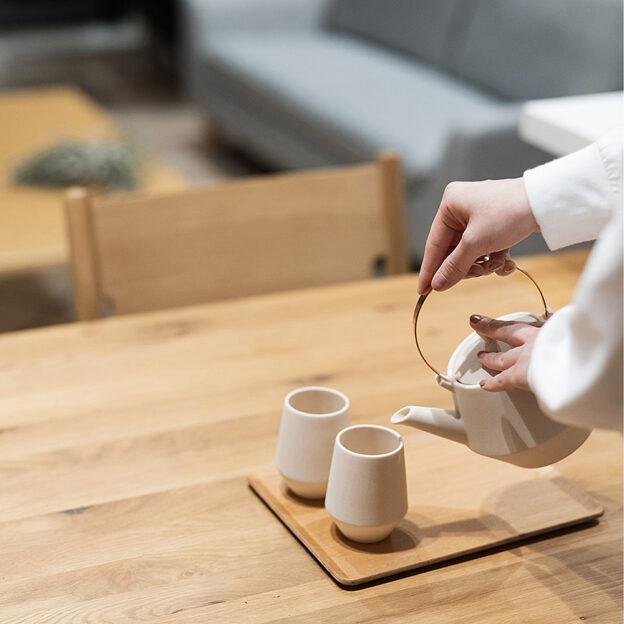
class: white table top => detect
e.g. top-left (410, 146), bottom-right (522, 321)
top-left (519, 91), bottom-right (623, 156)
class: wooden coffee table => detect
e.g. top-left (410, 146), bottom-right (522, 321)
top-left (0, 250), bottom-right (620, 622)
top-left (0, 86), bottom-right (188, 275)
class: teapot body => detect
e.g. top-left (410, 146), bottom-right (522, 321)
top-left (443, 374), bottom-right (590, 467)
top-left (444, 312), bottom-right (590, 467)
top-left (392, 312), bottom-right (591, 468)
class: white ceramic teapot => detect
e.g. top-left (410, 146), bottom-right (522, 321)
top-left (391, 267), bottom-right (591, 468)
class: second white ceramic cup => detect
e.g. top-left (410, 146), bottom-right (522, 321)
top-left (325, 424), bottom-right (408, 543)
top-left (275, 386), bottom-right (350, 499)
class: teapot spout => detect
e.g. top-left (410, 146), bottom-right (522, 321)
top-left (391, 406), bottom-right (467, 445)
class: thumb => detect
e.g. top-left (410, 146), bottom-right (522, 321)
top-left (431, 239), bottom-right (478, 291)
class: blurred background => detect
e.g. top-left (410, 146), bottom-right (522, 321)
top-left (0, 0), bottom-right (622, 332)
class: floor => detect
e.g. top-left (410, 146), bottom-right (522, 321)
top-left (0, 19), bottom-right (266, 333)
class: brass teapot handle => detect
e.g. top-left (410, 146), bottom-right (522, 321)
top-left (413, 265), bottom-right (552, 384)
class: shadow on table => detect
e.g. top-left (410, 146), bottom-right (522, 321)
top-left (336, 518), bottom-right (600, 591)
top-left (330, 520), bottom-right (419, 555)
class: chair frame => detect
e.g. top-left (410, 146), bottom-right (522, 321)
top-left (65, 152), bottom-right (408, 321)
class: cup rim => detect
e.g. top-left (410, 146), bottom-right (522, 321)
top-left (285, 386), bottom-right (350, 418)
top-left (336, 424), bottom-right (403, 458)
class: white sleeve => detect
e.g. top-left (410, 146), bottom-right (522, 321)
top-left (524, 130), bottom-right (623, 431)
top-left (523, 128), bottom-right (623, 249)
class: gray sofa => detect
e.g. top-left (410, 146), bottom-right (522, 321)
top-left (181, 0), bottom-right (623, 262)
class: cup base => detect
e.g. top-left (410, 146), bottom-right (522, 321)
top-left (334, 519), bottom-right (397, 543)
top-left (283, 477), bottom-right (326, 499)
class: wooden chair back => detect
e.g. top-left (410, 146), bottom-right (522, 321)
top-left (65, 152), bottom-right (408, 320)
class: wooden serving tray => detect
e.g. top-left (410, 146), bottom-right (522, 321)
top-left (248, 433), bottom-right (603, 585)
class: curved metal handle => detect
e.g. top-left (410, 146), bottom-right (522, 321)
top-left (413, 266), bottom-right (552, 383)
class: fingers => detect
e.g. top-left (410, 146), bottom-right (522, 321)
top-left (495, 258), bottom-right (516, 277)
top-left (477, 348), bottom-right (521, 392)
top-left (423, 238), bottom-right (516, 290)
top-left (477, 347), bottom-right (520, 371)
top-left (431, 230), bottom-right (515, 291)
top-left (466, 264), bottom-right (490, 279)
top-left (418, 212), bottom-right (461, 294)
top-left (480, 370), bottom-right (517, 392)
top-left (466, 251), bottom-right (515, 279)
top-left (472, 316), bottom-right (539, 392)
top-left (469, 315), bottom-right (536, 347)
top-left (479, 361), bottom-right (531, 392)
top-left (476, 250), bottom-right (506, 271)
top-left (430, 237), bottom-right (479, 291)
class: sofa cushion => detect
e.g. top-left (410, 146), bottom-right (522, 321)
top-left (200, 32), bottom-right (512, 179)
top-left (324, 0), bottom-right (467, 68)
top-left (449, 0), bottom-right (624, 100)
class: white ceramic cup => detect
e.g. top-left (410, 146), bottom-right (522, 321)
top-left (325, 424), bottom-right (408, 543)
top-left (275, 386), bottom-right (350, 499)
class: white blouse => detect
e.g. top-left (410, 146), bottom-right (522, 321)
top-left (523, 129), bottom-right (623, 431)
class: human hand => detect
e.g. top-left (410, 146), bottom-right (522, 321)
top-left (417, 178), bottom-right (539, 294)
top-left (470, 314), bottom-right (542, 392)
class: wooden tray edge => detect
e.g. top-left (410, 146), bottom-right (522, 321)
top-left (247, 474), bottom-right (347, 583)
top-left (248, 470), bottom-right (604, 586)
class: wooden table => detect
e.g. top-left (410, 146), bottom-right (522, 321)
top-left (0, 87), bottom-right (187, 276)
top-left (519, 91), bottom-right (623, 156)
top-left (0, 251), bottom-right (621, 623)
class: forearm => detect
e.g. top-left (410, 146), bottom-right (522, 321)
top-left (527, 208), bottom-right (623, 430)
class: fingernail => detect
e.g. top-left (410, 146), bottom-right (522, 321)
top-left (470, 314), bottom-right (482, 324)
top-left (431, 271), bottom-right (449, 291)
top-left (476, 350), bottom-right (485, 358)
top-left (503, 264), bottom-right (515, 274)
top-left (479, 380), bottom-right (486, 387)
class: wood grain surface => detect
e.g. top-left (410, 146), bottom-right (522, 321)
top-left (249, 440), bottom-right (603, 585)
top-left (0, 86), bottom-right (187, 275)
top-left (0, 250), bottom-right (621, 623)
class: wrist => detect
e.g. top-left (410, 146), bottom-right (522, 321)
top-left (513, 177), bottom-right (540, 235)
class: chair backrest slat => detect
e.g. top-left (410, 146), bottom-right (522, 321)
top-left (66, 153), bottom-right (407, 319)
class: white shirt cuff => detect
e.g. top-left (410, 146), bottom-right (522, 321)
top-left (523, 139), bottom-right (616, 250)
